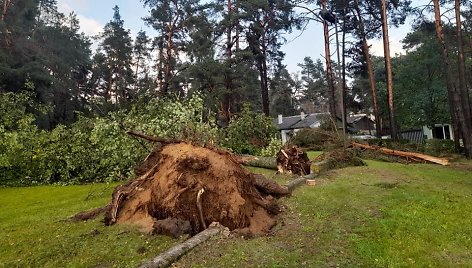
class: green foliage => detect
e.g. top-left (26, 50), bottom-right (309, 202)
top-left (394, 22), bottom-right (450, 129)
top-left (259, 138), bottom-right (283, 157)
top-left (297, 57), bottom-right (328, 112)
top-left (290, 128), bottom-right (340, 150)
top-left (220, 104), bottom-right (277, 155)
top-left (0, 93), bottom-right (216, 186)
top-left (424, 139), bottom-right (456, 156)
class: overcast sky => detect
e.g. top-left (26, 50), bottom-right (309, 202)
top-left (56, 0), bottom-right (428, 74)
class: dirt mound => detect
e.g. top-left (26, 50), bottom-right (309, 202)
top-left (99, 142), bottom-right (280, 237)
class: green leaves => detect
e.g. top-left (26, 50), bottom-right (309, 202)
top-left (219, 104), bottom-right (277, 155)
top-left (0, 93), bottom-right (220, 186)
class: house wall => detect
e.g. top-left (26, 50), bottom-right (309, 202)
top-left (354, 118), bottom-right (375, 131)
top-left (281, 130), bottom-right (289, 144)
top-left (422, 124), bottom-right (454, 140)
top-left (280, 128), bottom-right (303, 144)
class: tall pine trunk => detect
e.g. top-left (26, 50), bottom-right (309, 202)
top-left (163, 29), bottom-right (173, 95)
top-left (341, 16), bottom-right (347, 134)
top-left (433, 0), bottom-right (471, 157)
top-left (1, 0), bottom-right (9, 22)
top-left (353, 1), bottom-right (381, 137)
top-left (454, 0), bottom-right (472, 157)
top-left (260, 47), bottom-right (270, 116)
top-left (222, 0), bottom-right (233, 125)
top-left (156, 35), bottom-right (164, 94)
top-left (322, 0), bottom-right (336, 121)
top-left (380, 0), bottom-right (397, 140)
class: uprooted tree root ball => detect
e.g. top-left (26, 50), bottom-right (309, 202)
top-left (276, 145), bottom-right (311, 175)
top-left (74, 141), bottom-right (288, 237)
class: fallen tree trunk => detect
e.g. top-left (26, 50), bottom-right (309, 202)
top-left (253, 174), bottom-right (290, 197)
top-left (126, 130), bottom-right (181, 144)
top-left (140, 223), bottom-right (225, 268)
top-left (239, 155), bottom-right (277, 170)
top-left (286, 173), bottom-right (316, 192)
top-left (352, 142), bottom-right (449, 166)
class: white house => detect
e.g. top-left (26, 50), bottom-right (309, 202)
top-left (422, 124), bottom-right (454, 140)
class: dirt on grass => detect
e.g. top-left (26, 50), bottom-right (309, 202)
top-left (76, 142), bottom-right (283, 237)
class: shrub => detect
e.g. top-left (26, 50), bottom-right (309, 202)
top-left (290, 128), bottom-right (341, 150)
top-left (259, 137), bottom-right (283, 157)
top-left (424, 139), bottom-right (456, 156)
top-left (0, 93), bottom-right (218, 186)
top-left (219, 104), bottom-right (277, 155)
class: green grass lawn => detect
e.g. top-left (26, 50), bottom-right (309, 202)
top-left (0, 183), bottom-right (178, 268)
top-left (178, 160), bottom-right (472, 267)
top-left (306, 150), bottom-right (323, 160)
top-left (1, 160), bottom-right (472, 267)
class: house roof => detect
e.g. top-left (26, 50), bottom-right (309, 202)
top-left (347, 114), bottom-right (375, 124)
top-left (274, 115), bottom-right (303, 130)
top-left (274, 113), bottom-right (331, 130)
top-left (291, 113), bottom-right (330, 129)
top-left (275, 113), bottom-right (358, 133)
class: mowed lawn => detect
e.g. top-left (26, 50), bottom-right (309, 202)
top-left (1, 158), bottom-right (472, 267)
top-left (0, 183), bottom-right (178, 267)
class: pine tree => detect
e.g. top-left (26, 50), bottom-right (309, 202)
top-left (96, 5), bottom-right (134, 106)
top-left (242, 0), bottom-right (299, 116)
top-left (142, 0), bottom-right (209, 95)
top-left (133, 30), bottom-right (154, 95)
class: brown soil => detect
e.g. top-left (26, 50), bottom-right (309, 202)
top-left (92, 142), bottom-right (281, 237)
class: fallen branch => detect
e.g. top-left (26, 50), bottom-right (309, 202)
top-left (352, 142), bottom-right (449, 166)
top-left (70, 205), bottom-right (110, 222)
top-left (139, 223), bottom-right (225, 268)
top-left (126, 131), bottom-right (181, 144)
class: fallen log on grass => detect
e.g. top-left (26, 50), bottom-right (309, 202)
top-left (352, 142), bottom-right (449, 166)
top-left (140, 223), bottom-right (226, 268)
top-left (253, 174), bottom-right (290, 197)
top-left (239, 155), bottom-right (278, 170)
top-left (286, 173), bottom-right (316, 192)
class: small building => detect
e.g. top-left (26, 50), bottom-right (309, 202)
top-left (347, 114), bottom-right (376, 135)
top-left (274, 112), bottom-right (351, 144)
top-left (423, 124), bottom-right (454, 140)
top-left (401, 124), bottom-right (454, 143)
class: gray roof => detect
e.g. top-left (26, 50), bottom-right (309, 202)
top-left (291, 113), bottom-right (331, 129)
top-left (274, 115), bottom-right (303, 130)
top-left (274, 113), bottom-right (330, 130)
top-left (347, 114), bottom-right (375, 124)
